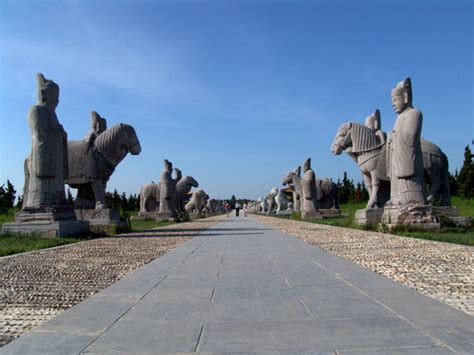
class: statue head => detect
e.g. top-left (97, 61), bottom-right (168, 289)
top-left (365, 109), bottom-right (381, 131)
top-left (91, 111), bottom-right (107, 134)
top-left (37, 73), bottom-right (59, 109)
top-left (303, 158), bottom-right (311, 172)
top-left (391, 77), bottom-right (412, 114)
top-left (164, 159), bottom-right (173, 172)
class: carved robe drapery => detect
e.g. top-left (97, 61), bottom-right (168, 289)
top-left (24, 105), bottom-right (67, 207)
top-left (301, 169), bottom-right (319, 212)
top-left (387, 108), bottom-right (426, 205)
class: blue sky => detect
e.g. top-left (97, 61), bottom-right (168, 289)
top-left (1, 0), bottom-right (472, 200)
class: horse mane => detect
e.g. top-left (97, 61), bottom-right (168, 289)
top-left (350, 122), bottom-right (379, 153)
top-left (94, 124), bottom-right (125, 153)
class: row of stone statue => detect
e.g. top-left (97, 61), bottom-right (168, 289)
top-left (136, 159), bottom-right (223, 221)
top-left (247, 158), bottom-right (340, 218)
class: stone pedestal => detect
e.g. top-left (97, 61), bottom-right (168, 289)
top-left (381, 204), bottom-right (440, 231)
top-left (320, 209), bottom-right (345, 219)
top-left (276, 209), bottom-right (293, 216)
top-left (131, 211), bottom-right (175, 222)
top-left (75, 208), bottom-right (123, 234)
top-left (355, 208), bottom-right (384, 226)
top-left (2, 206), bottom-right (88, 238)
top-left (301, 210), bottom-right (322, 219)
top-left (432, 206), bottom-right (473, 227)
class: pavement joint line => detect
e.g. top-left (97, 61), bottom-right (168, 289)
top-left (334, 343), bottom-right (453, 353)
top-left (209, 288), bottom-right (216, 303)
top-left (299, 299), bottom-right (315, 320)
top-left (216, 270), bottom-right (221, 279)
top-left (309, 258), bottom-right (457, 352)
top-left (282, 275), bottom-right (293, 288)
top-left (79, 234), bottom-right (210, 354)
top-left (193, 323), bottom-right (205, 352)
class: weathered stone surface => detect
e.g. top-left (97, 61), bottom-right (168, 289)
top-left (159, 159), bottom-right (180, 216)
top-left (355, 208), bottom-right (384, 226)
top-left (382, 204), bottom-right (439, 231)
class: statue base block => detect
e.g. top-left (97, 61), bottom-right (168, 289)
top-left (432, 206), bottom-right (473, 227)
top-left (75, 208), bottom-right (124, 234)
top-left (381, 204), bottom-right (440, 231)
top-left (131, 211), bottom-right (159, 221)
top-left (320, 209), bottom-right (346, 218)
top-left (301, 210), bottom-right (322, 219)
top-left (2, 205), bottom-right (88, 237)
top-left (276, 210), bottom-right (293, 216)
top-left (355, 208), bottom-right (384, 226)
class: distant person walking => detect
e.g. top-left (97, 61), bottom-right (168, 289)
top-left (235, 202), bottom-right (241, 217)
top-left (224, 202), bottom-right (231, 217)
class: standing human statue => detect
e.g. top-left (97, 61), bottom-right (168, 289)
top-left (301, 158), bottom-right (319, 215)
top-left (23, 73), bottom-right (68, 208)
top-left (386, 78), bottom-right (426, 206)
top-left (85, 111), bottom-right (107, 147)
top-left (159, 159), bottom-right (181, 217)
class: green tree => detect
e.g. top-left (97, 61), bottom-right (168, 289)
top-left (0, 180), bottom-right (16, 213)
top-left (229, 195), bottom-right (236, 208)
top-left (458, 145), bottom-right (474, 197)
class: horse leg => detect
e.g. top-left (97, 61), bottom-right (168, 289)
top-left (370, 171), bottom-right (380, 208)
top-left (363, 173), bottom-right (375, 208)
top-left (91, 179), bottom-right (106, 209)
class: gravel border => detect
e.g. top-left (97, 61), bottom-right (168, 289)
top-left (251, 214), bottom-right (473, 316)
top-left (0, 215), bottom-right (225, 347)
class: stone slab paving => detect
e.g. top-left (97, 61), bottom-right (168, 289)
top-left (251, 214), bottom-right (474, 316)
top-left (2, 216), bottom-right (473, 354)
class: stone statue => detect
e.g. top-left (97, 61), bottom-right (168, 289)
top-left (301, 158), bottom-right (319, 216)
top-left (67, 121), bottom-right (141, 209)
top-left (185, 189), bottom-right (209, 214)
top-left (266, 188), bottom-right (278, 215)
top-left (275, 188), bottom-right (290, 213)
top-left (365, 109), bottom-right (386, 145)
top-left (317, 178), bottom-right (339, 209)
top-left (139, 181), bottom-right (160, 213)
top-left (23, 73), bottom-right (68, 209)
top-left (4, 74), bottom-right (87, 236)
top-left (85, 111), bottom-right (107, 147)
top-left (281, 167), bottom-right (302, 212)
top-left (386, 78), bottom-right (426, 206)
top-left (331, 118), bottom-right (450, 208)
top-left (174, 175), bottom-right (199, 216)
top-left (159, 160), bottom-right (181, 217)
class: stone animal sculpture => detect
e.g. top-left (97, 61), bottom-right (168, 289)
top-left (185, 189), bottom-right (209, 214)
top-left (331, 120), bottom-right (450, 208)
top-left (174, 176), bottom-right (199, 215)
top-left (275, 188), bottom-right (290, 213)
top-left (317, 179), bottom-right (339, 209)
top-left (266, 188), bottom-right (278, 215)
top-left (139, 182), bottom-right (160, 212)
top-left (281, 167), bottom-right (303, 212)
top-left (67, 123), bottom-right (141, 209)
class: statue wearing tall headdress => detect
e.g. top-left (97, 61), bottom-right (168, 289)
top-left (23, 73), bottom-right (68, 208)
top-left (85, 111), bottom-right (107, 147)
top-left (301, 158), bottom-right (319, 216)
top-left (386, 77), bottom-right (426, 206)
top-left (159, 159), bottom-right (181, 217)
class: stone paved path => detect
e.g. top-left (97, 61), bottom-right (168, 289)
top-left (2, 216), bottom-right (473, 354)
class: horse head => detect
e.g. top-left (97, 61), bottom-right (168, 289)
top-left (281, 166), bottom-right (301, 186)
top-left (331, 122), bottom-right (352, 155)
top-left (120, 124), bottom-right (141, 155)
top-left (184, 176), bottom-right (199, 188)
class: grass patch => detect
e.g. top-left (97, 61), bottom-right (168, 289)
top-left (0, 233), bottom-right (82, 257)
top-left (0, 208), bottom-right (17, 227)
top-left (451, 196), bottom-right (474, 217)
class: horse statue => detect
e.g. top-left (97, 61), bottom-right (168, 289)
top-left (67, 123), bottom-right (141, 209)
top-left (331, 121), bottom-right (450, 208)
